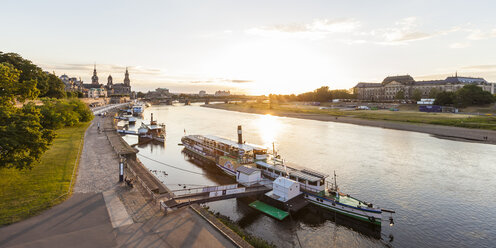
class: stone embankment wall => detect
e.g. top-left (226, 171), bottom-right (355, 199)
top-left (103, 110), bottom-right (170, 203)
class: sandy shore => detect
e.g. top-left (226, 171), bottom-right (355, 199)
top-left (204, 104), bottom-right (496, 145)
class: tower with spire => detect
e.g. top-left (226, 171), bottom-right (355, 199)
top-left (107, 75), bottom-right (113, 88)
top-left (124, 67), bottom-right (130, 86)
top-left (91, 64), bottom-right (99, 85)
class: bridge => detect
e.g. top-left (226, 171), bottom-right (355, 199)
top-left (160, 183), bottom-right (271, 209)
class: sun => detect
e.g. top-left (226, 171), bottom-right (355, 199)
top-left (204, 39), bottom-right (338, 95)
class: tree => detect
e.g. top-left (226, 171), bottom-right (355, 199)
top-left (0, 52), bottom-right (47, 97)
top-left (0, 63), bottom-right (53, 169)
top-left (455, 84), bottom-right (495, 107)
top-left (0, 54), bottom-right (94, 170)
top-left (434, 91), bottom-right (455, 106)
top-left (44, 73), bottom-right (66, 99)
top-left (412, 89), bottom-right (422, 101)
top-left (0, 103), bottom-right (55, 170)
top-left (37, 98), bottom-right (93, 129)
top-left (314, 86), bottom-right (331, 102)
top-left (0, 62), bottom-right (39, 105)
top-left (395, 90), bottom-right (405, 100)
top-left (137, 91), bottom-right (145, 98)
top-left (429, 88), bottom-right (440, 98)
top-left (330, 89), bottom-right (354, 99)
top-left (76, 91), bottom-right (84, 98)
top-left (297, 91), bottom-right (315, 101)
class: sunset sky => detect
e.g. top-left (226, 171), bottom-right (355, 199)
top-left (2, 0), bottom-right (496, 95)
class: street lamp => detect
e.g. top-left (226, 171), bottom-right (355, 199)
top-left (119, 156), bottom-right (125, 182)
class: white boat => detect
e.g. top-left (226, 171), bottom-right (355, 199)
top-left (132, 104), bottom-right (144, 117)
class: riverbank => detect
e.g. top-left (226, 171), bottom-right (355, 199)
top-left (1, 113), bottom-right (245, 247)
top-left (0, 122), bottom-right (89, 226)
top-left (204, 103), bottom-right (496, 144)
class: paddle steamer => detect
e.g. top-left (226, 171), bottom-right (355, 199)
top-left (138, 113), bottom-right (166, 143)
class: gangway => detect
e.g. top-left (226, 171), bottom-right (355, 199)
top-left (117, 129), bottom-right (138, 135)
top-left (160, 183), bottom-right (270, 209)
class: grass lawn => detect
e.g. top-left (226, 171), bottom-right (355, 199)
top-left (218, 102), bottom-right (496, 130)
top-left (0, 122), bottom-right (90, 226)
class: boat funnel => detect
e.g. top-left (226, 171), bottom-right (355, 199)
top-left (151, 113), bottom-right (153, 122)
top-left (238, 125), bottom-right (243, 144)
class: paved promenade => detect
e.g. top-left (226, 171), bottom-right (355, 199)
top-left (0, 116), bottom-right (237, 248)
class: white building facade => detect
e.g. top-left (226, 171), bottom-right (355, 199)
top-left (354, 75), bottom-right (495, 101)
top-left (214, 90), bottom-right (230, 97)
top-left (88, 88), bottom-right (107, 98)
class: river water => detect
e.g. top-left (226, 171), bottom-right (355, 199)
top-left (122, 103), bottom-right (496, 248)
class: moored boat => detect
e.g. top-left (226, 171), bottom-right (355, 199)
top-left (138, 113), bottom-right (166, 143)
top-left (132, 104), bottom-right (144, 117)
top-left (128, 116), bottom-right (136, 125)
top-left (181, 126), bottom-right (268, 176)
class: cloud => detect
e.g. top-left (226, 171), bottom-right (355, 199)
top-left (230, 79), bottom-right (253, 83)
top-left (40, 63), bottom-right (164, 76)
top-left (467, 28), bottom-right (496, 40)
top-left (450, 42), bottom-right (470, 49)
top-left (189, 78), bottom-right (253, 84)
top-left (372, 17), bottom-right (439, 45)
top-left (461, 64), bottom-right (496, 72)
top-left (416, 65), bottom-right (496, 83)
top-left (245, 18), bottom-right (360, 39)
top-left (245, 16), bottom-right (458, 46)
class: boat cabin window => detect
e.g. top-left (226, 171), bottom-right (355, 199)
top-left (253, 149), bottom-right (267, 155)
top-left (320, 179), bottom-right (325, 186)
top-left (290, 176), bottom-right (296, 181)
top-left (309, 180), bottom-right (318, 186)
top-left (298, 178), bottom-right (306, 184)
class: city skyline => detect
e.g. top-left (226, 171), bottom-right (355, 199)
top-left (2, 0), bottom-right (496, 95)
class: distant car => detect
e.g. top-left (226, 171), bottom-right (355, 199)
top-left (356, 106), bottom-right (370, 110)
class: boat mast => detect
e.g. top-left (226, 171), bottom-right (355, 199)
top-left (272, 142), bottom-right (276, 157)
top-left (334, 170), bottom-right (338, 191)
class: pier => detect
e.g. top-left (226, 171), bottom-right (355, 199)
top-left (161, 184), bottom-right (271, 209)
top-left (117, 129), bottom-right (138, 135)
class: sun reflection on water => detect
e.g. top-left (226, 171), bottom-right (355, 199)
top-left (255, 114), bottom-right (282, 151)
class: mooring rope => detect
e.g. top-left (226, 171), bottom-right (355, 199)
top-left (137, 153), bottom-right (207, 176)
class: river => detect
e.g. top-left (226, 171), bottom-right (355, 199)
top-left (122, 103), bottom-right (496, 248)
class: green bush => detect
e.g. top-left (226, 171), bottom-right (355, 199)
top-left (38, 98), bottom-right (93, 130)
top-left (435, 85), bottom-right (495, 107)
